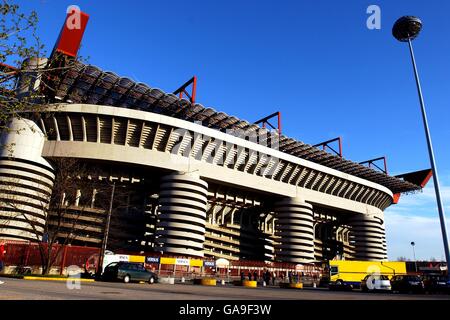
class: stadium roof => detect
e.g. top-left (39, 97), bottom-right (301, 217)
top-left (44, 61), bottom-right (422, 195)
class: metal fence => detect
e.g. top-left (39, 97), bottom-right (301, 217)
top-left (1, 241), bottom-right (324, 284)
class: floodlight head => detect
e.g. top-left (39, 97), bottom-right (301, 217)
top-left (393, 16), bottom-right (422, 42)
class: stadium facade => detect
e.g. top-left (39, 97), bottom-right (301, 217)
top-left (0, 10), bottom-right (430, 264)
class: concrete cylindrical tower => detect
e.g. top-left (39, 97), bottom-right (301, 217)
top-left (349, 214), bottom-right (387, 261)
top-left (16, 57), bottom-right (48, 100)
top-left (274, 197), bottom-right (315, 263)
top-left (155, 172), bottom-right (208, 257)
top-left (0, 118), bottom-right (55, 242)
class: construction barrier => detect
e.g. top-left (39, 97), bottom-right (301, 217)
top-left (280, 282), bottom-right (303, 289)
top-left (233, 280), bottom-right (257, 288)
top-left (193, 278), bottom-right (217, 286)
top-left (158, 277), bottom-right (175, 284)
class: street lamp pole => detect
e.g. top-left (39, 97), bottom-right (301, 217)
top-left (411, 241), bottom-right (417, 273)
top-left (96, 182), bottom-right (116, 278)
top-left (393, 16), bottom-right (450, 272)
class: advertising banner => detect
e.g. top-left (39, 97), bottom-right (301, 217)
top-left (203, 261), bottom-right (215, 268)
top-left (145, 256), bottom-right (160, 264)
top-left (175, 258), bottom-right (190, 266)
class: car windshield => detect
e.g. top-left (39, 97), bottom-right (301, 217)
top-left (330, 266), bottom-right (338, 276)
top-left (136, 264), bottom-right (145, 271)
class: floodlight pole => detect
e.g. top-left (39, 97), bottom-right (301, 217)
top-left (406, 37), bottom-right (450, 271)
top-left (411, 241), bottom-right (417, 273)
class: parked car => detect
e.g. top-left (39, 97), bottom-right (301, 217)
top-left (361, 274), bottom-right (392, 292)
top-left (102, 261), bottom-right (158, 284)
top-left (390, 275), bottom-right (424, 293)
top-left (328, 279), bottom-right (355, 291)
top-left (422, 275), bottom-right (450, 294)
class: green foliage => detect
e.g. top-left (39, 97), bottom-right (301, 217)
top-left (0, 0), bottom-right (44, 132)
top-left (0, 0), bottom-right (42, 65)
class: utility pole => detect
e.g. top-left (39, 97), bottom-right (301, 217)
top-left (96, 182), bottom-right (115, 279)
top-left (411, 241), bottom-right (418, 273)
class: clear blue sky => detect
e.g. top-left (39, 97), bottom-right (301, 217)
top-left (17, 0), bottom-right (450, 260)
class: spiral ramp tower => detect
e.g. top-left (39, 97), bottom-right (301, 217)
top-left (274, 197), bottom-right (315, 263)
top-left (348, 214), bottom-right (387, 261)
top-left (0, 118), bottom-right (55, 242)
top-left (155, 172), bottom-right (208, 257)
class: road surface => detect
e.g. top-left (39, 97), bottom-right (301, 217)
top-left (1, 277), bottom-right (449, 300)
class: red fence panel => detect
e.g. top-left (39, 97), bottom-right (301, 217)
top-left (64, 246), bottom-right (100, 267)
top-left (2, 241), bottom-right (100, 270)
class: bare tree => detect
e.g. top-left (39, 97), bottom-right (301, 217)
top-left (0, 157), bottom-right (125, 275)
top-left (37, 158), bottom-right (96, 275)
top-left (396, 256), bottom-right (410, 262)
top-left (42, 159), bottom-right (134, 275)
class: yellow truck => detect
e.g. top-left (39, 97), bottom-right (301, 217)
top-left (328, 260), bottom-right (407, 289)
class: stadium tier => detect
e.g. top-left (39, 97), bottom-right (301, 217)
top-left (0, 10), bottom-right (430, 264)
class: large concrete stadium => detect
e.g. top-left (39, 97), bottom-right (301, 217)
top-left (0, 9), bottom-right (431, 265)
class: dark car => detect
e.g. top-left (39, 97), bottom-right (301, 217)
top-left (102, 261), bottom-right (158, 284)
top-left (422, 275), bottom-right (450, 294)
top-left (390, 275), bottom-right (424, 293)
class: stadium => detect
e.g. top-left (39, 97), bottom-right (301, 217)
top-left (0, 9), bottom-right (432, 268)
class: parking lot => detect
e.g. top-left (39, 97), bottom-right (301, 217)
top-left (1, 276), bottom-right (449, 300)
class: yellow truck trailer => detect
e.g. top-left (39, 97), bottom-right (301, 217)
top-left (328, 260), bottom-right (407, 289)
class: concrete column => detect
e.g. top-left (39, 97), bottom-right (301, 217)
top-left (211, 206), bottom-right (216, 225)
top-left (264, 214), bottom-right (271, 233)
top-left (348, 214), bottom-right (387, 261)
top-left (91, 188), bottom-right (97, 208)
top-left (0, 118), bottom-right (55, 241)
top-left (16, 57), bottom-right (48, 100)
top-left (274, 197), bottom-right (315, 263)
top-left (74, 189), bottom-right (81, 206)
top-left (155, 172), bottom-right (208, 257)
top-left (230, 208), bottom-right (235, 225)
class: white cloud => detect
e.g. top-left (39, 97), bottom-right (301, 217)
top-left (385, 211), bottom-right (450, 261)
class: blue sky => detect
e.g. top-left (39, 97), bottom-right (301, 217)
top-left (16, 0), bottom-right (450, 260)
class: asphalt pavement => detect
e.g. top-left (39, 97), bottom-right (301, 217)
top-left (1, 276), bottom-right (449, 300)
